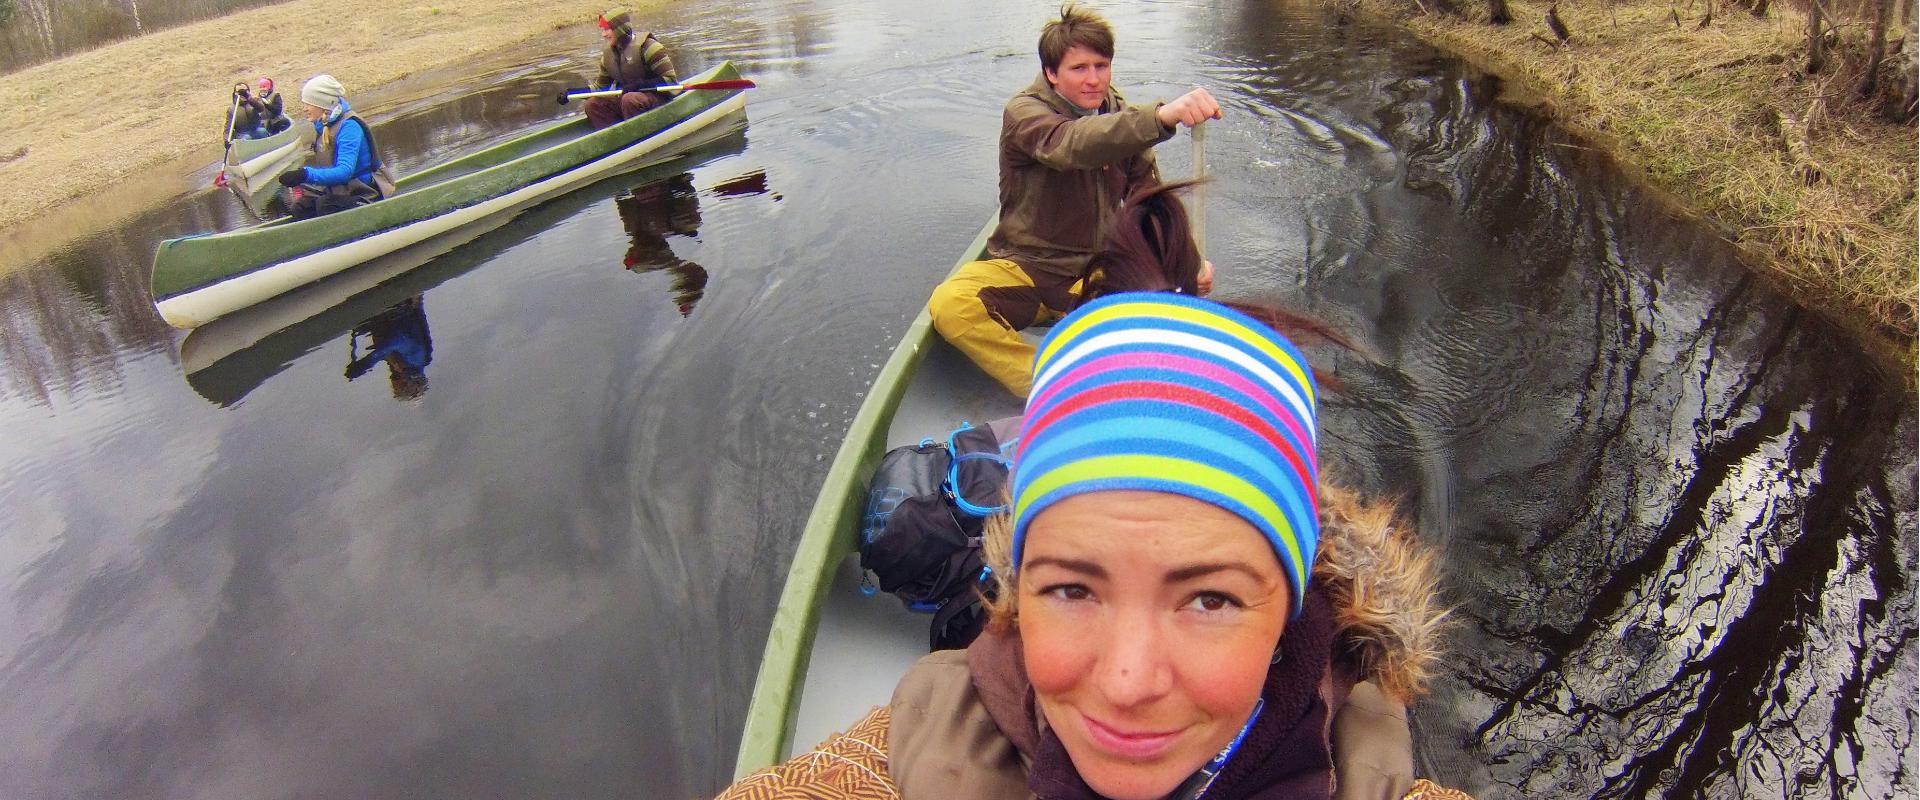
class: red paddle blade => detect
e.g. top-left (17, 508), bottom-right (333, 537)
top-left (677, 78), bottom-right (756, 91)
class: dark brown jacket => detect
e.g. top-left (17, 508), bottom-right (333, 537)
top-left (987, 72), bottom-right (1174, 280)
top-left (598, 31), bottom-right (678, 93)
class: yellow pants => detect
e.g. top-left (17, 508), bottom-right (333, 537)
top-left (927, 258), bottom-right (1080, 398)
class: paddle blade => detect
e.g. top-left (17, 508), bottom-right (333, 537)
top-left (677, 78), bottom-right (756, 92)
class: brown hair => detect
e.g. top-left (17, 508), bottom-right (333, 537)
top-left (1038, 4), bottom-right (1115, 73)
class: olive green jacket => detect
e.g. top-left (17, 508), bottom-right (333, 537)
top-left (986, 72), bottom-right (1175, 280)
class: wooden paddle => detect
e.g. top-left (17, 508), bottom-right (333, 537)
top-left (215, 93), bottom-right (243, 187)
top-left (556, 78), bottom-right (757, 105)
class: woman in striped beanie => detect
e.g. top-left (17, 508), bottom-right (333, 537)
top-left (956, 291), bottom-right (1459, 800)
top-left (719, 292), bottom-right (1463, 800)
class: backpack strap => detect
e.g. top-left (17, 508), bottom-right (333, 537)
top-left (946, 422), bottom-right (1012, 517)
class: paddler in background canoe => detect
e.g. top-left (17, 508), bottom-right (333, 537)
top-left (225, 80), bottom-right (275, 140)
top-left (584, 7), bottom-right (680, 130)
top-left (275, 74), bottom-right (398, 220)
top-left (251, 78), bottom-right (288, 135)
top-left (926, 3), bottom-right (1221, 399)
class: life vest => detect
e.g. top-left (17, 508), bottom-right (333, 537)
top-left (310, 113), bottom-right (397, 200)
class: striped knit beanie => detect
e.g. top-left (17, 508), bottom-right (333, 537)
top-left (1010, 292), bottom-right (1320, 615)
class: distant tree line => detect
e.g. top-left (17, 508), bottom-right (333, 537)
top-left (0, 0), bottom-right (292, 75)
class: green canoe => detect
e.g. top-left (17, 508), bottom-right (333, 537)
top-left (732, 216), bottom-right (1027, 776)
top-left (222, 113), bottom-right (307, 217)
top-left (153, 61), bottom-right (748, 329)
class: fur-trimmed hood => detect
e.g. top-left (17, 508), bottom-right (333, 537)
top-left (1312, 482), bottom-right (1450, 703)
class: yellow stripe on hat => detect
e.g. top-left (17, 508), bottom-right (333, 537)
top-left (1034, 301), bottom-right (1315, 406)
top-left (1015, 454), bottom-right (1309, 589)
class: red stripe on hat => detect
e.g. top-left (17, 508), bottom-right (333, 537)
top-left (1026, 350), bottom-right (1314, 461)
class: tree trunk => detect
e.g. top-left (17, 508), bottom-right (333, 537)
top-left (1807, 0), bottom-right (1828, 73)
top-left (22, 0), bottom-right (52, 53)
top-left (125, 0), bottom-right (142, 35)
top-left (1490, 0), bottom-right (1514, 24)
top-left (1857, 0), bottom-right (1891, 96)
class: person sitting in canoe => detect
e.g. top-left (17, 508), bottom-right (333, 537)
top-left (717, 291), bottom-right (1469, 800)
top-left (226, 81), bottom-right (270, 140)
top-left (926, 3), bottom-right (1221, 398)
top-left (276, 74), bottom-right (397, 220)
top-left (584, 7), bottom-right (679, 130)
top-left (251, 78), bottom-right (290, 135)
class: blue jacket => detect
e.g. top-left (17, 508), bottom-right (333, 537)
top-left (304, 104), bottom-right (377, 187)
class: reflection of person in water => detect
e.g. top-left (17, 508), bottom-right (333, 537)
top-left (616, 173), bottom-right (709, 317)
top-left (346, 297), bottom-right (433, 400)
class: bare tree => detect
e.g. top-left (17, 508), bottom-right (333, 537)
top-left (21, 0), bottom-right (53, 53)
top-left (1808, 0), bottom-right (1828, 73)
top-left (1857, 0), bottom-right (1893, 95)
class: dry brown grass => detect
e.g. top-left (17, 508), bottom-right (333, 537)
top-left (1342, 0), bottom-right (1917, 357)
top-left (0, 0), bottom-right (653, 233)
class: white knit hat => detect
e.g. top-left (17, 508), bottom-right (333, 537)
top-left (300, 74), bottom-right (346, 109)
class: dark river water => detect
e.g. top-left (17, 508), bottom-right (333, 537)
top-left (1, 1), bottom-right (1913, 798)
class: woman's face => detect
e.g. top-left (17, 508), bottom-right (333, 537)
top-left (1019, 491), bottom-right (1290, 800)
top-left (301, 103), bottom-right (327, 122)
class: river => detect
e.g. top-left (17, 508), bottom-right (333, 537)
top-left (0, 0), bottom-right (1911, 797)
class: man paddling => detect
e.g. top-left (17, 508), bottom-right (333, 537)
top-left (927, 3), bottom-right (1220, 397)
top-left (585, 7), bottom-right (679, 130)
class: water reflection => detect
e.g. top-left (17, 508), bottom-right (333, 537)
top-left (1189, 9), bottom-right (1916, 795)
top-left (617, 174), bottom-right (708, 317)
top-left (346, 298), bottom-right (433, 401)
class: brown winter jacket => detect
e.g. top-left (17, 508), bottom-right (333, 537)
top-left (986, 73), bottom-right (1175, 281)
top-left (716, 485), bottom-right (1468, 800)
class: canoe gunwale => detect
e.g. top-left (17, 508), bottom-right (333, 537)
top-left (731, 216), bottom-right (1000, 778)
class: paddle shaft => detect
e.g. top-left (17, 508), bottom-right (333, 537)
top-left (556, 78), bottom-right (755, 104)
top-left (1191, 121), bottom-right (1207, 260)
top-left (223, 94), bottom-right (241, 147)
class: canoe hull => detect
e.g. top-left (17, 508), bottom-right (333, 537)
top-left (155, 62), bottom-right (745, 328)
top-left (222, 118), bottom-right (306, 215)
top-left (732, 217), bottom-right (1024, 776)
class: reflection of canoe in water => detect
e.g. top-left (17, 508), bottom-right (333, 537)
top-left (153, 61), bottom-right (750, 329)
top-left (733, 217), bottom-right (1027, 775)
top-left (180, 124), bottom-right (750, 407)
top-left (222, 116), bottom-right (305, 216)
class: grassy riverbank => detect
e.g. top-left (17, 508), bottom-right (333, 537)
top-left (0, 0), bottom-right (645, 235)
top-left (1340, 0), bottom-right (1917, 360)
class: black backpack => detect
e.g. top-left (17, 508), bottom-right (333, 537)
top-left (859, 422), bottom-right (1011, 650)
